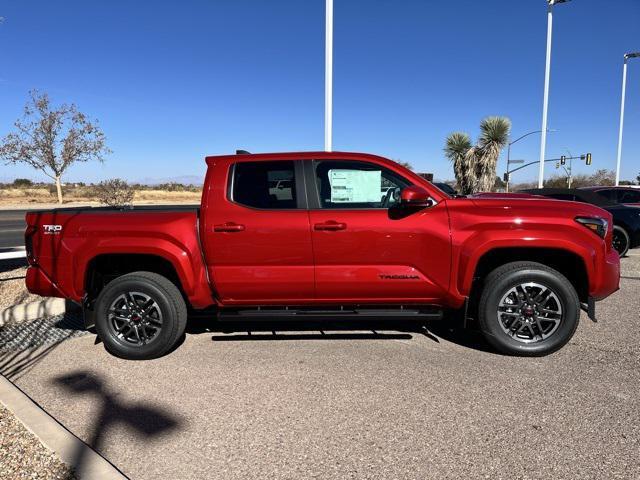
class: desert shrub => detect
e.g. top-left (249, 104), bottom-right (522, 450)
top-left (95, 178), bottom-right (135, 207)
top-left (13, 178), bottom-right (33, 187)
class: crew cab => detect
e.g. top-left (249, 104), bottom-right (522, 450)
top-left (25, 152), bottom-right (620, 359)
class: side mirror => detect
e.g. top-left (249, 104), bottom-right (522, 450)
top-left (400, 186), bottom-right (434, 207)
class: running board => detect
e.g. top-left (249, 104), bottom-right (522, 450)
top-left (218, 306), bottom-right (443, 321)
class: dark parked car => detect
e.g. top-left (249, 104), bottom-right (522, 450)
top-left (432, 182), bottom-right (458, 196)
top-left (580, 186), bottom-right (640, 207)
top-left (521, 188), bottom-right (640, 257)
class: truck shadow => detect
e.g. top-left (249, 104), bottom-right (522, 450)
top-left (185, 313), bottom-right (494, 353)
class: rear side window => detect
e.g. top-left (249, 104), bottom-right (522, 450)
top-left (231, 161), bottom-right (297, 209)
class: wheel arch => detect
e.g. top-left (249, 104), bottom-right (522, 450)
top-left (84, 253), bottom-right (185, 304)
top-left (468, 247), bottom-right (589, 303)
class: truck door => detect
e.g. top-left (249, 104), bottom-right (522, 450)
top-left (201, 159), bottom-right (314, 304)
top-left (306, 159), bottom-right (451, 303)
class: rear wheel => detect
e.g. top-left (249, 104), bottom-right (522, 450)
top-left (612, 225), bottom-right (630, 257)
top-left (94, 271), bottom-right (187, 360)
top-left (478, 262), bottom-right (580, 356)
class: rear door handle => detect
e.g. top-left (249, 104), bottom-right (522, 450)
top-left (214, 222), bottom-right (245, 233)
top-left (314, 221), bottom-right (347, 231)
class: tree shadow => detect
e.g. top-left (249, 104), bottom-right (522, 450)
top-left (51, 370), bottom-right (182, 479)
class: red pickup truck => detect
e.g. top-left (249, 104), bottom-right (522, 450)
top-left (25, 151), bottom-right (620, 359)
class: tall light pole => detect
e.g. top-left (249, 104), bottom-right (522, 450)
top-left (615, 52), bottom-right (640, 186)
top-left (538, 0), bottom-right (571, 188)
top-left (325, 0), bottom-right (333, 152)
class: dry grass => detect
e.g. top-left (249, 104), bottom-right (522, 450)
top-left (0, 187), bottom-right (202, 207)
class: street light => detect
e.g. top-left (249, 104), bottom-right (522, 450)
top-left (506, 128), bottom-right (556, 192)
top-left (538, 0), bottom-right (571, 188)
top-left (615, 52), bottom-right (640, 186)
top-left (325, 0), bottom-right (333, 152)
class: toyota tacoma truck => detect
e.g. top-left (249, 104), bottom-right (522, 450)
top-left (24, 151), bottom-right (620, 359)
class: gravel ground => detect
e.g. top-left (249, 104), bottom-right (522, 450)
top-left (7, 254), bottom-right (639, 480)
top-left (0, 258), bottom-right (42, 312)
top-left (0, 403), bottom-right (76, 480)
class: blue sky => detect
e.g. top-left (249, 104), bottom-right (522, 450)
top-left (1, 0), bottom-right (639, 184)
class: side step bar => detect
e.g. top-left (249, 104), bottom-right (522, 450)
top-left (218, 306), bottom-right (443, 321)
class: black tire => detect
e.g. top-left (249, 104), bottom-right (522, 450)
top-left (94, 271), bottom-right (187, 360)
top-left (612, 225), bottom-right (630, 257)
top-left (478, 261), bottom-right (580, 356)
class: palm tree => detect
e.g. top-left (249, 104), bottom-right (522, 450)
top-left (444, 132), bottom-right (472, 194)
top-left (474, 117), bottom-right (511, 192)
top-left (444, 117), bottom-right (511, 194)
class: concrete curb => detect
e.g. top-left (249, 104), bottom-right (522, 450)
top-left (1, 298), bottom-right (67, 327)
top-left (0, 374), bottom-right (128, 480)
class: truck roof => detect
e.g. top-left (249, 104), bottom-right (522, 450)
top-left (205, 151), bottom-right (399, 167)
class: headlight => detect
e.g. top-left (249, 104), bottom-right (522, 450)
top-left (575, 217), bottom-right (608, 239)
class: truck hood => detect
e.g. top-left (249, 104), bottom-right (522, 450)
top-left (467, 195), bottom-right (612, 222)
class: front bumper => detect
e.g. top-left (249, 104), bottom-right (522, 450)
top-left (590, 249), bottom-right (620, 302)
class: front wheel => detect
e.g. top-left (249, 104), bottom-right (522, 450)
top-left (612, 225), bottom-right (630, 257)
top-left (94, 271), bottom-right (187, 360)
top-left (478, 262), bottom-right (580, 356)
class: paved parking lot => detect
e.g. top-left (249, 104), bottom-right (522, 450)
top-left (6, 254), bottom-right (640, 480)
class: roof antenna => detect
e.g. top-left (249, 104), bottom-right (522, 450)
top-left (236, 149), bottom-right (251, 155)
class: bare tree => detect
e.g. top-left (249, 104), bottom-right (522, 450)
top-left (0, 90), bottom-right (110, 203)
top-left (395, 161), bottom-right (414, 171)
top-left (95, 179), bottom-right (135, 207)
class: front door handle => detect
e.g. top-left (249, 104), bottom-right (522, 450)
top-left (314, 221), bottom-right (347, 231)
top-left (214, 222), bottom-right (245, 233)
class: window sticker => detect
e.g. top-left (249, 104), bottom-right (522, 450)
top-left (329, 169), bottom-right (381, 203)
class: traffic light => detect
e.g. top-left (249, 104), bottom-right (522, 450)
top-left (503, 172), bottom-right (510, 182)
top-left (560, 155), bottom-right (566, 165)
top-left (586, 153), bottom-right (592, 165)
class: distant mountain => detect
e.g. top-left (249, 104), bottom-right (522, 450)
top-left (134, 175), bottom-right (204, 186)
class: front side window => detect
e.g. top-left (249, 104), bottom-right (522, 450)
top-left (314, 161), bottom-right (409, 209)
top-left (232, 161), bottom-right (297, 209)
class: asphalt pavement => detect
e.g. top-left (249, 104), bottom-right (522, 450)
top-left (6, 254), bottom-right (640, 479)
top-left (0, 209), bottom-right (27, 249)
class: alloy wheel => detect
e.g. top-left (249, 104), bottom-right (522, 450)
top-left (497, 282), bottom-right (563, 344)
top-left (107, 291), bottom-right (163, 346)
